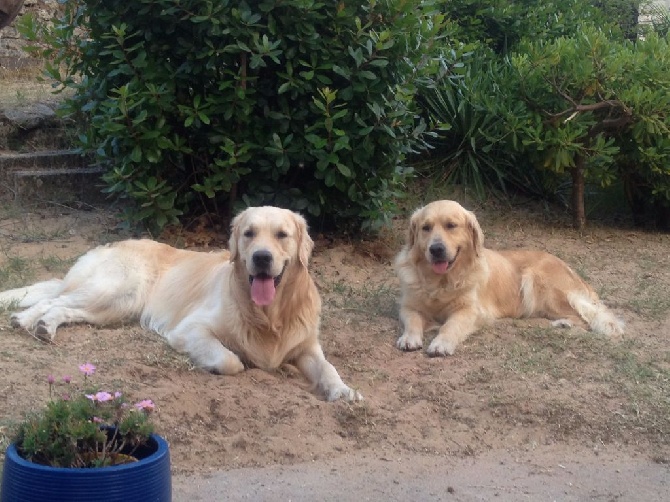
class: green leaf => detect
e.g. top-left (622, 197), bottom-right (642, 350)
top-left (336, 163), bottom-right (352, 177)
top-left (358, 70), bottom-right (377, 80)
top-left (130, 145), bottom-right (142, 163)
top-left (278, 82), bottom-right (291, 94)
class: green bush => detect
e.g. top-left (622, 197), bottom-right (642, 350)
top-left (417, 52), bottom-right (552, 199)
top-left (439, 0), bottom-right (612, 53)
top-left (507, 27), bottom-right (670, 229)
top-left (20, 0), bottom-right (451, 231)
top-left (417, 0), bottom-right (617, 202)
top-left (417, 1), bottom-right (670, 229)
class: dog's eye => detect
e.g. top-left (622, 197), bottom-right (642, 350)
top-left (421, 224), bottom-right (432, 232)
top-left (243, 229), bottom-right (255, 238)
top-left (445, 222), bottom-right (457, 230)
top-left (276, 230), bottom-right (288, 239)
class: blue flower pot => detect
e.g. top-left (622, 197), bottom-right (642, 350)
top-left (1, 433), bottom-right (171, 502)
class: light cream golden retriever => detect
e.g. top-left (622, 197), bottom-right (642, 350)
top-left (0, 206), bottom-right (361, 401)
top-left (395, 200), bottom-right (624, 356)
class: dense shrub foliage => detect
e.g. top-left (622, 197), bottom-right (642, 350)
top-left (420, 0), bottom-right (670, 229)
top-left (21, 0), bottom-right (454, 231)
top-left (439, 0), bottom-right (611, 53)
top-left (21, 0), bottom-right (668, 230)
top-left (507, 28), bottom-right (670, 229)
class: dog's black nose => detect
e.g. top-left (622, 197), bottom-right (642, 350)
top-left (252, 250), bottom-right (273, 269)
top-left (429, 243), bottom-right (447, 260)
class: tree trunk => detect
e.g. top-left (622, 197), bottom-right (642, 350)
top-left (0, 0), bottom-right (24, 30)
top-left (570, 155), bottom-right (586, 230)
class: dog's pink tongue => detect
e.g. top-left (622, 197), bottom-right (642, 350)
top-left (432, 261), bottom-right (449, 274)
top-left (251, 276), bottom-right (276, 306)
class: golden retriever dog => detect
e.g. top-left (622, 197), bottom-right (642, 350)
top-left (0, 206), bottom-right (362, 401)
top-left (395, 200), bottom-right (624, 356)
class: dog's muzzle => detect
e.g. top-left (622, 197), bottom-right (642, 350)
top-left (248, 250), bottom-right (286, 306)
top-left (428, 242), bottom-right (458, 274)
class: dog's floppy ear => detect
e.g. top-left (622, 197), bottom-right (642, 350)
top-left (294, 212), bottom-right (314, 268)
top-left (407, 207), bottom-right (423, 249)
top-left (465, 208), bottom-right (484, 256)
top-left (228, 210), bottom-right (245, 262)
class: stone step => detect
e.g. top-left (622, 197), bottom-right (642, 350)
top-left (0, 150), bottom-right (107, 204)
top-left (0, 102), bottom-right (71, 151)
top-left (0, 149), bottom-right (85, 169)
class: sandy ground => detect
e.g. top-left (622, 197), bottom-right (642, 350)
top-left (0, 201), bottom-right (668, 500)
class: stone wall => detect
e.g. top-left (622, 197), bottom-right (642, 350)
top-left (0, 0), bottom-right (60, 69)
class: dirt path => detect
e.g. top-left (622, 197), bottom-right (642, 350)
top-left (172, 446), bottom-right (669, 501)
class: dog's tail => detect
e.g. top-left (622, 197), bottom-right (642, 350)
top-left (0, 279), bottom-right (63, 308)
top-left (568, 291), bottom-right (624, 337)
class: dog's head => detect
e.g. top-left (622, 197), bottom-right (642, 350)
top-left (229, 206), bottom-right (314, 306)
top-left (406, 200), bottom-right (483, 275)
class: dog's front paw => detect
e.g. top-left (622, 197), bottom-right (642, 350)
top-left (325, 385), bottom-right (364, 402)
top-left (396, 332), bottom-right (423, 351)
top-left (10, 312), bottom-right (31, 330)
top-left (426, 337), bottom-right (457, 357)
top-left (34, 320), bottom-right (55, 342)
top-left (10, 313), bottom-right (21, 329)
top-left (211, 353), bottom-right (245, 376)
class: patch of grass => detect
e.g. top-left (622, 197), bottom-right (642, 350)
top-left (39, 255), bottom-right (76, 275)
top-left (334, 402), bottom-right (376, 443)
top-left (463, 365), bottom-right (495, 385)
top-left (499, 326), bottom-right (601, 378)
top-left (496, 326), bottom-right (670, 442)
top-left (0, 255), bottom-right (35, 290)
top-left (143, 351), bottom-right (195, 372)
top-left (573, 264), bottom-right (591, 283)
top-left (611, 349), bottom-right (664, 383)
top-left (627, 253), bottom-right (670, 319)
top-left (0, 64), bottom-right (67, 109)
top-left (322, 279), bottom-right (398, 319)
top-left (401, 175), bottom-right (496, 215)
top-left (607, 348), bottom-right (670, 437)
top-left (0, 417), bottom-right (19, 456)
top-left (502, 339), bottom-right (564, 376)
top-left (0, 215), bottom-right (71, 244)
top-left (627, 268), bottom-right (670, 320)
top-left (18, 225), bottom-right (70, 244)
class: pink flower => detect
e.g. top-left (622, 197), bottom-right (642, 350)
top-left (92, 416), bottom-right (103, 424)
top-left (114, 391), bottom-right (123, 399)
top-left (62, 393), bottom-right (70, 401)
top-left (78, 363), bottom-right (96, 376)
top-left (95, 391), bottom-right (113, 402)
top-left (63, 375), bottom-right (71, 384)
top-left (86, 391), bottom-right (113, 402)
top-left (134, 399), bottom-right (155, 412)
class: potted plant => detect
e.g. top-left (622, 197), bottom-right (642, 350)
top-left (1, 363), bottom-right (171, 502)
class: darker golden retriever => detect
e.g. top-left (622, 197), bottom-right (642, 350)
top-left (395, 200), bottom-right (624, 356)
top-left (0, 206), bottom-right (362, 401)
